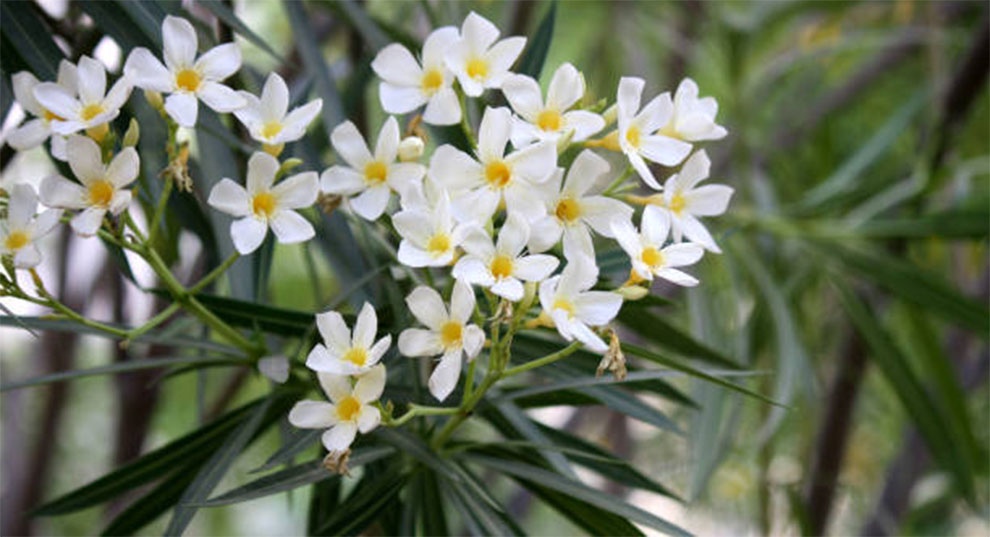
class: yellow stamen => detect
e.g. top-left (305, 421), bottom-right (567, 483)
top-left (175, 69), bottom-right (201, 92)
top-left (80, 103), bottom-right (105, 121)
top-left (427, 233), bottom-right (451, 255)
top-left (484, 161), bottom-right (511, 188)
top-left (343, 347), bottom-right (367, 367)
top-left (440, 321), bottom-right (462, 348)
top-left (42, 109), bottom-right (64, 123)
top-left (261, 121), bottom-right (283, 139)
top-left (490, 255), bottom-right (513, 280)
top-left (421, 69), bottom-right (444, 95)
top-left (336, 396), bottom-right (361, 421)
top-left (466, 58), bottom-right (488, 80)
top-left (641, 246), bottom-right (664, 268)
top-left (364, 161), bottom-right (388, 184)
top-left (625, 125), bottom-right (641, 148)
top-left (555, 198), bottom-right (581, 223)
top-left (5, 231), bottom-right (29, 251)
top-left (88, 180), bottom-right (114, 207)
top-left (553, 298), bottom-right (575, 317)
top-left (668, 192), bottom-right (686, 214)
top-left (537, 109), bottom-right (562, 132)
top-left (252, 192), bottom-right (277, 217)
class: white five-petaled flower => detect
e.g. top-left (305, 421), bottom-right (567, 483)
top-left (288, 365), bottom-right (385, 454)
top-left (372, 26), bottom-right (461, 126)
top-left (1, 184), bottom-right (62, 268)
top-left (306, 302), bottom-right (392, 376)
top-left (657, 78), bottom-right (727, 143)
top-left (8, 60), bottom-right (77, 157)
top-left (124, 15), bottom-right (245, 127)
top-left (233, 73), bottom-right (323, 147)
top-left (398, 281), bottom-right (485, 402)
top-left (612, 208), bottom-right (705, 286)
top-left (430, 107), bottom-right (556, 224)
top-left (453, 211), bottom-right (559, 301)
top-left (207, 152), bottom-right (318, 255)
top-left (33, 56), bottom-right (131, 136)
top-left (502, 63), bottom-right (605, 147)
top-left (538, 255), bottom-right (622, 353)
top-left (392, 180), bottom-right (470, 267)
top-left (321, 117), bottom-right (426, 221)
top-left (529, 149), bottom-right (632, 259)
top-left (616, 76), bottom-right (692, 189)
top-left (40, 136), bottom-right (138, 237)
top-left (647, 150), bottom-right (732, 253)
top-left (445, 11), bottom-right (526, 97)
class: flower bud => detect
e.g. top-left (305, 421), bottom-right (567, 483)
top-left (616, 285), bottom-right (649, 301)
top-left (144, 89), bottom-right (164, 111)
top-left (398, 136), bottom-right (425, 162)
top-left (277, 157), bottom-right (303, 178)
top-left (601, 103), bottom-right (618, 125)
top-left (122, 118), bottom-right (140, 147)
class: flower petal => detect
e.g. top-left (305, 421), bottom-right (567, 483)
top-left (289, 400), bottom-right (337, 428)
top-left (40, 175), bottom-right (86, 209)
top-left (322, 423), bottom-right (357, 451)
top-left (257, 72), bottom-right (289, 121)
top-left (208, 178), bottom-right (251, 217)
top-left (502, 74), bottom-right (543, 121)
top-left (378, 82), bottom-right (428, 115)
top-left (677, 214), bottom-right (720, 253)
top-left (574, 291), bottom-right (622, 326)
top-left (405, 286), bottom-right (448, 330)
top-left (483, 37), bottom-right (526, 87)
top-left (429, 145), bottom-right (481, 192)
top-left (195, 42), bottom-right (241, 81)
top-left (505, 139), bottom-right (555, 183)
top-left (527, 216), bottom-right (563, 253)
top-left (273, 171), bottom-right (319, 209)
top-left (374, 116), bottom-right (400, 164)
top-left (563, 149), bottom-right (609, 197)
top-left (247, 151), bottom-right (279, 193)
top-left (662, 242), bottom-right (705, 267)
top-left (356, 405), bottom-right (381, 433)
top-left (66, 135), bottom-right (104, 184)
top-left (12, 71), bottom-right (42, 116)
top-left (371, 43), bottom-right (422, 86)
top-left (641, 205), bottom-right (671, 245)
top-left (320, 166), bottom-right (365, 195)
top-left (229, 216), bottom-right (268, 254)
top-left (655, 267), bottom-right (699, 287)
top-left (30, 209), bottom-right (63, 238)
top-left (316, 311), bottom-right (351, 354)
top-left (368, 335), bottom-right (392, 365)
top-left (70, 206), bottom-right (106, 236)
top-left (270, 210), bottom-right (314, 244)
top-left (422, 87), bottom-right (461, 125)
top-left (580, 196), bottom-right (633, 238)
top-left (278, 99), bottom-right (323, 142)
top-left (461, 12), bottom-right (499, 53)
top-left (496, 211), bottom-right (529, 257)
top-left (514, 254), bottom-right (559, 282)
top-left (490, 278), bottom-right (524, 301)
top-left (164, 92), bottom-right (198, 127)
top-left (422, 26), bottom-right (459, 68)
top-left (478, 106), bottom-right (512, 163)
top-left (672, 149), bottom-right (712, 192)
top-left (7, 119), bottom-right (49, 151)
top-left (429, 351), bottom-right (462, 402)
top-left (318, 371), bottom-right (352, 403)
top-left (354, 364), bottom-right (386, 402)
top-left (76, 56), bottom-right (107, 106)
top-left (561, 110), bottom-right (605, 142)
top-left (33, 83), bottom-right (80, 122)
top-left (123, 48), bottom-right (173, 92)
top-left (197, 81), bottom-right (245, 112)
top-left (398, 328), bottom-right (443, 357)
top-left (163, 15), bottom-right (198, 70)
top-left (462, 324), bottom-right (485, 359)
top-left (452, 256), bottom-right (495, 287)
top-left (106, 147), bottom-right (139, 188)
top-left (349, 184), bottom-right (391, 221)
top-left (13, 245), bottom-right (42, 269)
top-left (352, 302), bottom-right (378, 349)
top-left (639, 134), bottom-right (691, 167)
top-left (617, 77), bottom-right (644, 120)
top-left (685, 184), bottom-right (733, 216)
top-left (546, 62), bottom-right (583, 111)
top-left (331, 121), bottom-right (373, 169)
top-left (450, 280), bottom-right (476, 323)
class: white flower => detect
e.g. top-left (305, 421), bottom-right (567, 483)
top-left (40, 136), bottom-right (138, 237)
top-left (288, 365), bottom-right (385, 453)
top-left (7, 60), bottom-right (77, 156)
top-left (529, 149), bottom-right (633, 259)
top-left (430, 107), bottom-right (556, 224)
top-left (502, 63), bottom-right (605, 147)
top-left (33, 56), bottom-right (131, 136)
top-left (398, 281), bottom-right (485, 402)
top-left (445, 12), bottom-right (526, 97)
top-left (207, 152), bottom-right (318, 254)
top-left (649, 150), bottom-right (732, 253)
top-left (657, 78), bottom-right (727, 142)
top-left (372, 26), bottom-right (461, 125)
top-left (233, 73), bottom-right (323, 146)
top-left (612, 208), bottom-right (704, 286)
top-left (258, 355), bottom-right (290, 384)
top-left (392, 181), bottom-right (470, 267)
top-left (320, 117), bottom-right (426, 221)
top-left (616, 76), bottom-right (692, 189)
top-left (306, 302), bottom-right (392, 376)
top-left (1, 184), bottom-right (62, 268)
top-left (452, 211), bottom-right (559, 301)
top-left (538, 255), bottom-right (622, 353)
top-left (123, 15), bottom-right (245, 127)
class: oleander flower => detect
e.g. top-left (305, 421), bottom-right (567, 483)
top-left (445, 12), bottom-right (526, 97)
top-left (372, 26), bottom-right (461, 125)
top-left (321, 117), bottom-right (426, 221)
top-left (502, 63), bottom-right (605, 147)
top-left (528, 149), bottom-right (632, 259)
top-left (612, 208), bottom-right (705, 286)
top-left (430, 107), bottom-right (556, 224)
top-left (288, 365), bottom-right (385, 454)
top-left (233, 72), bottom-right (323, 147)
top-left (647, 150), bottom-right (732, 253)
top-left (538, 255), bottom-right (622, 353)
top-left (392, 180), bottom-right (471, 267)
top-left (616, 76), bottom-right (692, 189)
top-left (398, 281), bottom-right (485, 402)
top-left (306, 303), bottom-right (392, 376)
top-left (1, 183), bottom-right (62, 268)
top-left (33, 56), bottom-right (131, 136)
top-left (656, 78), bottom-right (727, 142)
top-left (207, 151), bottom-right (318, 254)
top-left (39, 136), bottom-right (138, 236)
top-left (452, 211), bottom-right (559, 301)
top-left (123, 15), bottom-right (245, 127)
top-left (7, 60), bottom-right (77, 158)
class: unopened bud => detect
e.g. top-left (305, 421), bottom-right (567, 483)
top-left (601, 103), bottom-right (618, 125)
top-left (144, 89), bottom-right (164, 111)
top-left (398, 136), bottom-right (424, 162)
top-left (279, 157), bottom-right (303, 174)
top-left (122, 118), bottom-right (140, 147)
top-left (616, 285), bottom-right (649, 301)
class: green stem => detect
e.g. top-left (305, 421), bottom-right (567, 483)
top-left (146, 176), bottom-right (174, 246)
top-left (502, 341), bottom-right (583, 377)
top-left (462, 358), bottom-right (478, 401)
top-left (603, 165), bottom-right (635, 196)
top-left (457, 88), bottom-right (476, 148)
top-left (389, 403), bottom-right (460, 427)
top-left (188, 252), bottom-right (240, 295)
top-left (125, 302), bottom-right (181, 341)
top-left (26, 270), bottom-right (130, 338)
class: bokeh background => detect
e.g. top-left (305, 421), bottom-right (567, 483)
top-left (1, 0), bottom-right (987, 535)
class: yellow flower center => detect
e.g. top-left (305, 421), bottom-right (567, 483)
top-left (427, 233), bottom-right (451, 255)
top-left (625, 125), bottom-right (641, 148)
top-left (42, 109), bottom-right (64, 123)
top-left (364, 161), bottom-right (388, 184)
top-left (641, 246), bottom-right (664, 268)
top-left (440, 321), bottom-right (462, 348)
top-left (555, 198), bottom-right (581, 223)
top-left (668, 193), bottom-right (686, 214)
top-left (343, 347), bottom-right (367, 367)
top-left (421, 69), bottom-right (445, 95)
top-left (175, 69), bottom-right (201, 92)
top-left (553, 298), bottom-right (575, 317)
top-left (80, 103), bottom-right (105, 121)
top-left (490, 254), bottom-right (513, 280)
top-left (252, 192), bottom-right (277, 217)
top-left (88, 180), bottom-right (114, 207)
top-left (466, 58), bottom-right (489, 80)
top-left (336, 395), bottom-right (361, 422)
top-left (484, 161), bottom-right (511, 188)
top-left (537, 109), bottom-right (562, 132)
top-left (261, 121), bottom-right (283, 139)
top-left (5, 231), bottom-right (29, 251)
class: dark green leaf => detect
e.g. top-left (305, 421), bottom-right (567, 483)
top-left (516, 2), bottom-right (556, 79)
top-left (329, 0), bottom-right (390, 50)
top-left (100, 462), bottom-right (200, 535)
top-left (618, 307), bottom-right (742, 369)
top-left (851, 207), bottom-right (990, 239)
top-left (252, 429), bottom-right (321, 473)
top-left (283, 0), bottom-right (344, 135)
top-left (374, 428), bottom-right (461, 482)
top-left (315, 462), bottom-right (410, 535)
top-left (199, 0), bottom-right (286, 62)
top-left (0, 1), bottom-right (62, 80)
top-left (418, 470), bottom-right (449, 536)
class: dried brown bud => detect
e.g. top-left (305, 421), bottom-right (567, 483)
top-left (317, 192), bottom-right (343, 215)
top-left (323, 449), bottom-right (352, 476)
top-left (596, 329), bottom-right (627, 380)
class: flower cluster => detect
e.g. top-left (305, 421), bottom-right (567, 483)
top-left (2, 11), bottom-right (731, 461)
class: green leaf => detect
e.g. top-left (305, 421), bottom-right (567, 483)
top-left (443, 480), bottom-right (523, 537)
top-left (0, 1), bottom-right (63, 80)
top-left (283, 0), bottom-right (344, 135)
top-left (850, 207), bottom-right (990, 239)
top-left (465, 454), bottom-right (691, 537)
top-left (78, 0), bottom-right (158, 50)
top-left (374, 428), bottom-right (462, 482)
top-left (190, 293), bottom-right (314, 336)
top-left (618, 307), bottom-right (742, 369)
top-left (199, 0), bottom-right (286, 63)
top-left (329, 0), bottom-right (390, 50)
top-left (519, 479), bottom-right (645, 536)
top-left (252, 429), bottom-right (322, 473)
top-left (315, 462), bottom-right (410, 535)
top-left (417, 470), bottom-right (449, 536)
top-left (516, 2), bottom-right (557, 79)
top-left (100, 461), bottom-right (200, 536)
